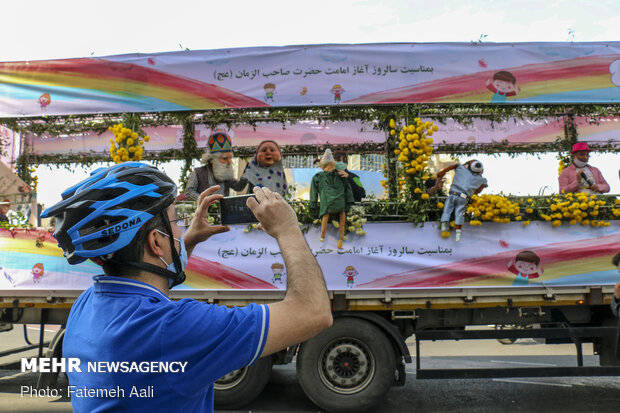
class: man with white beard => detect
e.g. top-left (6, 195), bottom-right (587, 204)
top-left (184, 132), bottom-right (247, 199)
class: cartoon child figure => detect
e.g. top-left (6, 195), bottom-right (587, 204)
top-left (32, 263), bottom-right (44, 283)
top-left (39, 93), bottom-right (51, 110)
top-left (330, 84), bottom-right (345, 104)
top-left (507, 250), bottom-right (543, 286)
top-left (271, 262), bottom-right (285, 285)
top-left (264, 83), bottom-right (276, 102)
top-left (486, 71), bottom-right (519, 103)
top-left (343, 265), bottom-right (358, 288)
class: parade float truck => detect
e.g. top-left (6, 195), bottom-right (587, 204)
top-left (1, 42), bottom-right (620, 413)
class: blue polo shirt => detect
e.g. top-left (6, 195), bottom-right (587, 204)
top-left (63, 276), bottom-right (269, 412)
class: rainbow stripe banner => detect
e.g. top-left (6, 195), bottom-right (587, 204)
top-left (1, 222), bottom-right (618, 291)
top-left (2, 42), bottom-right (620, 117)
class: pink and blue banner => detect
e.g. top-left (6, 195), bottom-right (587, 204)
top-left (426, 117), bottom-right (565, 145)
top-left (194, 121), bottom-right (385, 148)
top-left (1, 222), bottom-right (618, 291)
top-left (26, 115), bottom-right (620, 155)
top-left (29, 125), bottom-right (183, 155)
top-left (2, 42), bottom-right (620, 117)
top-left (28, 121), bottom-right (384, 155)
top-left (576, 116), bottom-right (620, 144)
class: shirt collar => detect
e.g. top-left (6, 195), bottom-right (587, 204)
top-left (93, 275), bottom-right (171, 302)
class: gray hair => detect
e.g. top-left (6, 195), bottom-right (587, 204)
top-left (201, 152), bottom-right (217, 165)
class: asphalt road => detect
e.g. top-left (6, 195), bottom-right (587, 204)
top-left (2, 326), bottom-right (620, 412)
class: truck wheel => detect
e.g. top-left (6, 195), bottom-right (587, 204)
top-left (297, 317), bottom-right (396, 413)
top-left (36, 328), bottom-right (65, 389)
top-left (214, 356), bottom-right (273, 409)
top-left (598, 318), bottom-right (620, 366)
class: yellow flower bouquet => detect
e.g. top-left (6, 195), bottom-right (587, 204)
top-left (108, 123), bottom-right (150, 164)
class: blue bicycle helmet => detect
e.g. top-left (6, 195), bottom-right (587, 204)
top-left (41, 162), bottom-right (177, 265)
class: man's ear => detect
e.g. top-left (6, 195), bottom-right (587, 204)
top-left (145, 229), bottom-right (166, 258)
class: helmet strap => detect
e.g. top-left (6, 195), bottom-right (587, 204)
top-left (123, 209), bottom-right (186, 288)
top-left (125, 261), bottom-right (185, 287)
top-left (158, 209), bottom-right (186, 287)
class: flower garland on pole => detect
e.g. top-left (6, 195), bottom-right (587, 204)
top-left (108, 123), bottom-right (149, 163)
top-left (176, 113), bottom-right (200, 192)
top-left (556, 152), bottom-right (572, 175)
top-left (384, 117), bottom-right (440, 224)
top-left (29, 167), bottom-right (38, 193)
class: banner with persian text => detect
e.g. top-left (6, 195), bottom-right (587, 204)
top-left (2, 42), bottom-right (620, 117)
top-left (1, 222), bottom-right (617, 291)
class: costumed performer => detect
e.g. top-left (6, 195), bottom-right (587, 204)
top-left (184, 132), bottom-right (247, 199)
top-left (310, 149), bottom-right (354, 249)
top-left (438, 160), bottom-right (487, 242)
top-left (241, 140), bottom-right (289, 196)
top-left (333, 151), bottom-right (366, 202)
top-left (559, 142), bottom-right (610, 194)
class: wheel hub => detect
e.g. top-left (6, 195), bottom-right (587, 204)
top-left (318, 339), bottom-right (374, 394)
top-left (214, 367), bottom-right (248, 391)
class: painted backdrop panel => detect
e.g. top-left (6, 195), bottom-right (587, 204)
top-left (2, 42), bottom-right (620, 117)
top-left (1, 222), bottom-right (618, 291)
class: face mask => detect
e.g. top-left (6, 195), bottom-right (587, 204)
top-left (335, 162), bottom-right (347, 170)
top-left (156, 230), bottom-right (188, 286)
top-left (573, 159), bottom-right (588, 168)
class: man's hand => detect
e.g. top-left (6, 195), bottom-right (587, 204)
top-left (614, 281), bottom-right (620, 300)
top-left (591, 184), bottom-right (600, 192)
top-left (575, 168), bottom-right (583, 181)
top-left (246, 186), bottom-right (300, 240)
top-left (336, 169), bottom-right (349, 179)
top-left (183, 185), bottom-right (230, 254)
top-left (428, 177), bottom-right (445, 195)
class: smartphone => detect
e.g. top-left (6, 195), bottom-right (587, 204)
top-left (220, 194), bottom-right (258, 225)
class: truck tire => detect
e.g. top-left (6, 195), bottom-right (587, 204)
top-left (297, 317), bottom-right (396, 413)
top-left (36, 328), bottom-right (65, 389)
top-left (598, 318), bottom-right (620, 366)
top-left (214, 356), bottom-right (273, 409)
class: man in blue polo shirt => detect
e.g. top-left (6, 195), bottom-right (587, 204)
top-left (42, 162), bottom-right (332, 412)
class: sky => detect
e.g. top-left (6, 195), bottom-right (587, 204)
top-left (2, 0), bottom-right (619, 62)
top-left (2, 0), bottom-right (619, 206)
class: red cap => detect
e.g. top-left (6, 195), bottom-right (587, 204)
top-left (571, 142), bottom-right (591, 154)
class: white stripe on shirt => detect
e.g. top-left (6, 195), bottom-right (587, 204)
top-left (96, 279), bottom-right (171, 302)
top-left (249, 304), bottom-right (268, 365)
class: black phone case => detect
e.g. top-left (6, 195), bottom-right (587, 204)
top-left (220, 194), bottom-right (258, 225)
